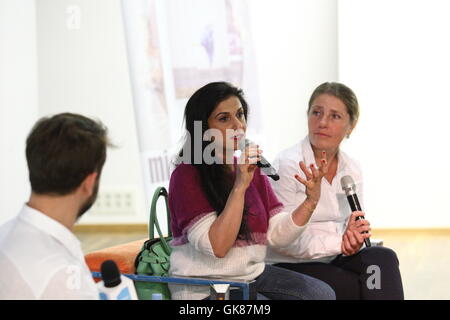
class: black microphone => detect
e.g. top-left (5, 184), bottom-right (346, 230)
top-left (340, 175), bottom-right (371, 247)
top-left (101, 260), bottom-right (121, 288)
top-left (98, 260), bottom-right (138, 300)
top-left (244, 139), bottom-right (279, 181)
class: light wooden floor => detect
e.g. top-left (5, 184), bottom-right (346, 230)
top-left (75, 228), bottom-right (450, 300)
top-left (370, 229), bottom-right (450, 300)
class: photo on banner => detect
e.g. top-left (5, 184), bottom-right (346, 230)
top-left (121, 0), bottom-right (263, 221)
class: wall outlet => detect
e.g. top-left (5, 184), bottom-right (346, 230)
top-left (90, 188), bottom-right (136, 216)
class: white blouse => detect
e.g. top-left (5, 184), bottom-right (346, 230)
top-left (266, 136), bottom-right (364, 264)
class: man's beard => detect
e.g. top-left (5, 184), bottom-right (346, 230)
top-left (77, 178), bottom-right (100, 220)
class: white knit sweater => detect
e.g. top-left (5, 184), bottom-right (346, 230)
top-left (168, 210), bottom-right (305, 300)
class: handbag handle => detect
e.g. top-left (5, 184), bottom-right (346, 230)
top-left (149, 187), bottom-right (172, 253)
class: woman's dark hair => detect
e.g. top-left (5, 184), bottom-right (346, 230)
top-left (26, 113), bottom-right (110, 195)
top-left (177, 81), bottom-right (251, 240)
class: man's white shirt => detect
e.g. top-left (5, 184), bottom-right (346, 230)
top-left (0, 205), bottom-right (98, 299)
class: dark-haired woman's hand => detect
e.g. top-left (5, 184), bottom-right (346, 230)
top-left (209, 144), bottom-right (261, 258)
top-left (234, 145), bottom-right (262, 190)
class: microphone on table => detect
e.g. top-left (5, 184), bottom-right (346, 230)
top-left (340, 175), bottom-right (371, 247)
top-left (97, 260), bottom-right (138, 300)
top-left (244, 139), bottom-right (280, 181)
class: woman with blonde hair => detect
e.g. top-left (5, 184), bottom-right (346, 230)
top-left (267, 82), bottom-right (404, 300)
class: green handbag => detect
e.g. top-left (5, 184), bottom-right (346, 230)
top-left (134, 187), bottom-right (172, 300)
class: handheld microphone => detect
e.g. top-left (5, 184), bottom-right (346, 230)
top-left (340, 175), bottom-right (371, 247)
top-left (97, 260), bottom-right (138, 300)
top-left (244, 139), bottom-right (279, 181)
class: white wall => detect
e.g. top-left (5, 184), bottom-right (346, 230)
top-left (0, 0), bottom-right (39, 225)
top-left (9, 0), bottom-right (443, 228)
top-left (249, 0), bottom-right (338, 161)
top-left (35, 0), bottom-right (147, 224)
top-left (25, 0), bottom-right (339, 225)
top-left (338, 0), bottom-right (450, 228)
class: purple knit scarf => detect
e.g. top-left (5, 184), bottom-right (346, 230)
top-left (168, 163), bottom-right (284, 247)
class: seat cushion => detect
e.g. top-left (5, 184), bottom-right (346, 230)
top-left (84, 239), bottom-right (146, 280)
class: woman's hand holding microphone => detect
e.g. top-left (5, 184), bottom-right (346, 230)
top-left (292, 150), bottom-right (371, 255)
top-left (341, 211), bottom-right (371, 256)
top-left (234, 144), bottom-right (262, 190)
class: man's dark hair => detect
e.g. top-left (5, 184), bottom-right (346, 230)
top-left (26, 113), bottom-right (110, 195)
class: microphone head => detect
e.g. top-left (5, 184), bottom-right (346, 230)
top-left (243, 139), bottom-right (279, 181)
top-left (235, 137), bottom-right (250, 151)
top-left (340, 175), bottom-right (356, 195)
top-left (100, 260), bottom-right (122, 288)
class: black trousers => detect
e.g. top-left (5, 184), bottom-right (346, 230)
top-left (275, 246), bottom-right (404, 300)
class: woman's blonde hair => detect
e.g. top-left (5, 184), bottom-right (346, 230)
top-left (308, 82), bottom-right (359, 125)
